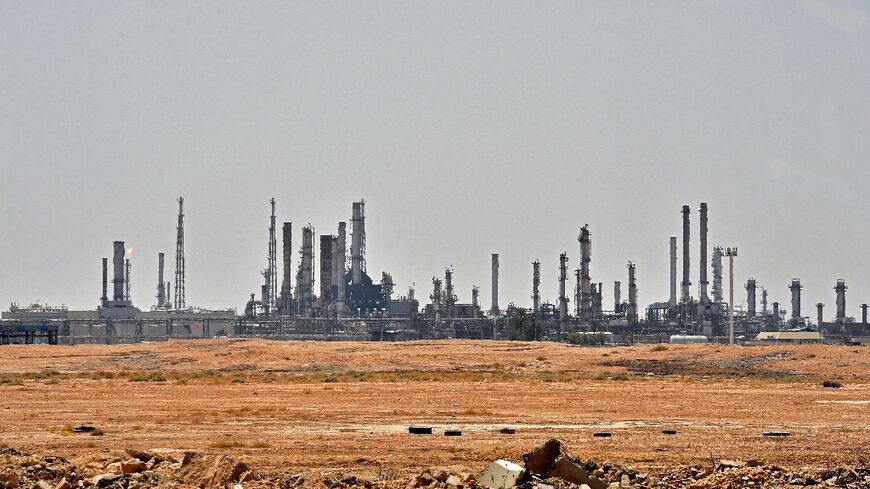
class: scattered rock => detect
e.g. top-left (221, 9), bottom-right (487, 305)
top-left (523, 439), bottom-right (565, 477)
top-left (176, 452), bottom-right (249, 487)
top-left (120, 459), bottom-right (146, 474)
top-left (478, 459), bottom-right (525, 489)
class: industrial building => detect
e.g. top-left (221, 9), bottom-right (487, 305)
top-left (3, 198), bottom-right (869, 345)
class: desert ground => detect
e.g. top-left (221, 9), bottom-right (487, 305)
top-left (0, 340), bottom-right (867, 486)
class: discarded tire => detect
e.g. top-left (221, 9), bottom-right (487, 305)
top-left (763, 431), bottom-right (791, 437)
top-left (444, 430), bottom-right (462, 436)
top-left (592, 432), bottom-right (612, 437)
top-left (408, 426), bottom-right (433, 435)
top-left (499, 427), bottom-right (516, 434)
top-left (662, 429), bottom-right (677, 435)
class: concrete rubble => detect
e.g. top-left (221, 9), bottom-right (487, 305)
top-left (1, 440), bottom-right (869, 488)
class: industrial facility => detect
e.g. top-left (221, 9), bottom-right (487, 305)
top-left (2, 198), bottom-right (868, 345)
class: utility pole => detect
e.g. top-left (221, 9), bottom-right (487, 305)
top-left (725, 247), bottom-right (738, 345)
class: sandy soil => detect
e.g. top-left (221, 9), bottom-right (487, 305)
top-left (0, 340), bottom-right (867, 480)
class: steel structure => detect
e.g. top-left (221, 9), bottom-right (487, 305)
top-left (531, 260), bottom-right (541, 318)
top-left (681, 205), bottom-right (691, 303)
top-left (578, 224), bottom-right (592, 323)
top-left (174, 197), bottom-right (185, 310)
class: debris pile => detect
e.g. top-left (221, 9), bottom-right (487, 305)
top-left (406, 439), bottom-right (870, 489)
top-left (0, 447), bottom-right (301, 489)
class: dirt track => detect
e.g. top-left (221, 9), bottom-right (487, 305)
top-left (0, 340), bottom-right (867, 481)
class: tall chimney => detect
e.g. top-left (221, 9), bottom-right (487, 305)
top-left (351, 201), bottom-right (365, 285)
top-left (157, 252), bottom-right (166, 308)
top-left (834, 280), bottom-right (847, 320)
top-left (745, 278), bottom-right (757, 317)
top-left (490, 253), bottom-right (499, 315)
top-left (861, 304), bottom-right (868, 324)
top-left (699, 203), bottom-right (709, 303)
top-left (772, 302), bottom-right (780, 324)
top-left (614, 281), bottom-right (621, 312)
top-left (627, 262), bottom-right (638, 323)
top-left (761, 288), bottom-right (768, 315)
top-left (335, 222), bottom-right (347, 317)
top-left (558, 251), bottom-right (568, 336)
top-left (669, 237), bottom-right (677, 306)
top-left (790, 279), bottom-right (802, 322)
top-left (472, 286), bottom-right (479, 317)
top-left (279, 222), bottom-right (293, 315)
top-left (101, 257), bottom-right (108, 304)
top-left (816, 303), bottom-right (824, 328)
top-left (532, 260), bottom-right (541, 318)
top-left (112, 241), bottom-right (125, 302)
top-left (681, 205), bottom-right (691, 303)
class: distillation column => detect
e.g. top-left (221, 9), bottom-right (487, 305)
top-left (335, 222), bottom-right (347, 317)
top-left (835, 280), bottom-right (847, 321)
top-left (712, 246), bottom-right (724, 303)
top-left (279, 222), bottom-right (293, 315)
top-left (745, 278), bottom-right (757, 317)
top-left (578, 225), bottom-right (592, 323)
top-left (157, 252), bottom-right (166, 308)
top-left (431, 278), bottom-right (442, 323)
top-left (558, 251), bottom-right (568, 336)
top-left (319, 235), bottom-right (333, 311)
top-left (112, 241), bottom-right (125, 302)
top-left (627, 262), bottom-right (638, 323)
top-left (613, 281), bottom-right (621, 313)
top-left (816, 303), bottom-right (824, 328)
top-left (790, 279), bottom-right (802, 323)
top-left (351, 201), bottom-right (365, 286)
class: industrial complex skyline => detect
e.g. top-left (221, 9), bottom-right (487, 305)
top-left (1, 2), bottom-right (868, 313)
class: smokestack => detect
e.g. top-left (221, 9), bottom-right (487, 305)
top-left (112, 241), bottom-right (125, 302)
top-left (578, 225), bottom-right (592, 323)
top-left (669, 237), bottom-right (677, 306)
top-left (861, 304), bottom-right (868, 324)
top-left (166, 281), bottom-right (170, 307)
top-left (558, 251), bottom-right (568, 336)
top-left (490, 253), bottom-right (499, 315)
top-left (157, 252), bottom-right (166, 308)
top-left (699, 203), bottom-right (709, 303)
top-left (772, 302), bottom-right (780, 324)
top-left (816, 303), bottom-right (824, 328)
top-left (712, 246), bottom-right (724, 303)
top-left (681, 205), bottom-right (691, 303)
top-left (319, 235), bottom-right (334, 311)
top-left (761, 288), bottom-right (768, 315)
top-left (790, 279), bottom-right (802, 322)
top-left (335, 222), bottom-right (347, 317)
top-left (472, 286), bottom-right (479, 317)
top-left (614, 281), bottom-right (621, 312)
top-left (532, 260), bottom-right (541, 318)
top-left (745, 278), bottom-right (757, 317)
top-left (351, 201), bottom-right (365, 285)
top-left (835, 280), bottom-right (847, 320)
top-left (279, 222), bottom-right (292, 315)
top-left (627, 262), bottom-right (638, 323)
top-left (101, 257), bottom-right (108, 304)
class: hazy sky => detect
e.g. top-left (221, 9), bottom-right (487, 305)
top-left (1, 1), bottom-right (868, 318)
